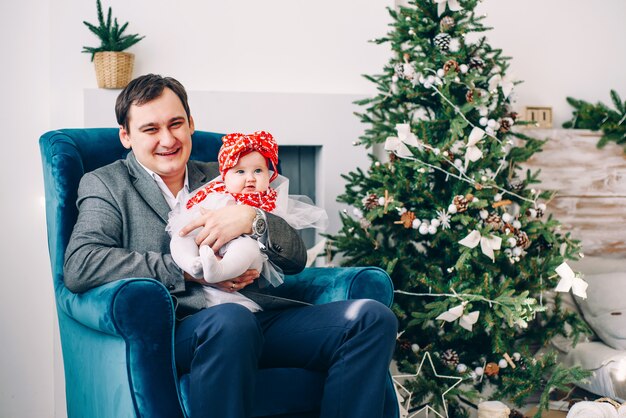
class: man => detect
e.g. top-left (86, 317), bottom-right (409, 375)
top-left (64, 74), bottom-right (397, 418)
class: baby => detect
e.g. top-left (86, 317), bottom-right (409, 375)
top-left (167, 131), bottom-right (326, 310)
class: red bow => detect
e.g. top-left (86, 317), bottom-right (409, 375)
top-left (218, 131), bottom-right (279, 182)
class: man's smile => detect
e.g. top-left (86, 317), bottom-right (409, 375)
top-left (156, 148), bottom-right (180, 157)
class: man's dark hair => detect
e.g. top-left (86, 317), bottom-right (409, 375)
top-left (115, 74), bottom-right (191, 131)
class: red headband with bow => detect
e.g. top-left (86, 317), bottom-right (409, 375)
top-left (218, 131), bottom-right (279, 182)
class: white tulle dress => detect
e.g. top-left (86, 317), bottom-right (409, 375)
top-left (167, 174), bottom-right (328, 312)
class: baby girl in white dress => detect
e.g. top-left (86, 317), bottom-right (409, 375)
top-left (167, 131), bottom-right (327, 311)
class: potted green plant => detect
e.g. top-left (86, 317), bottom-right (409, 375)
top-left (82, 0), bottom-right (145, 89)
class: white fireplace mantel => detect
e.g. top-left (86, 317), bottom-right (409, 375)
top-left (84, 89), bottom-right (372, 247)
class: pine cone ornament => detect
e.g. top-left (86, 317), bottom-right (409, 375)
top-left (485, 362), bottom-right (500, 376)
top-left (362, 193), bottom-right (379, 210)
top-left (397, 338), bottom-right (412, 352)
top-left (443, 59), bottom-right (459, 74)
top-left (433, 33), bottom-right (452, 51)
top-left (507, 179), bottom-right (525, 192)
top-left (499, 117), bottom-right (514, 133)
top-left (393, 63), bottom-right (404, 78)
top-left (509, 409), bottom-right (525, 418)
top-left (439, 16), bottom-right (455, 32)
top-left (515, 231), bottom-right (531, 249)
top-left (394, 62), bottom-right (416, 81)
top-left (485, 213), bottom-right (502, 229)
top-left (501, 222), bottom-right (518, 235)
top-left (466, 88), bottom-right (484, 103)
top-left (453, 195), bottom-right (470, 213)
top-left (468, 56), bottom-right (485, 70)
top-left (400, 211), bottom-right (416, 228)
top-left (535, 206), bottom-right (545, 218)
top-left (525, 204), bottom-right (546, 220)
top-left (441, 349), bottom-right (460, 367)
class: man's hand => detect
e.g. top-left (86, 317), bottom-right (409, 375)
top-left (213, 269), bottom-right (259, 292)
top-left (184, 269), bottom-right (259, 292)
top-left (179, 205), bottom-right (256, 252)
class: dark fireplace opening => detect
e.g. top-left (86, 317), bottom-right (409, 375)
top-left (278, 145), bottom-right (320, 249)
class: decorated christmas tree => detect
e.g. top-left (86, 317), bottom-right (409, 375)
top-left (330, 0), bottom-right (590, 416)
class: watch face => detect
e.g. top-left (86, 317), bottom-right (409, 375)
top-left (255, 218), bottom-right (267, 235)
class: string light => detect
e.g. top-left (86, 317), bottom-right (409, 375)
top-left (395, 288), bottom-right (503, 307)
top-left (389, 149), bottom-right (539, 205)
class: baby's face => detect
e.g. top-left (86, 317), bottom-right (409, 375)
top-left (223, 151), bottom-right (271, 194)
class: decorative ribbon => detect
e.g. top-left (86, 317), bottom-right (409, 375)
top-left (434, 0), bottom-right (462, 16)
top-left (436, 302), bottom-right (480, 331)
top-left (464, 127), bottom-right (485, 170)
top-left (459, 229), bottom-right (502, 262)
top-left (384, 124), bottom-right (422, 158)
top-left (488, 74), bottom-right (515, 99)
top-left (554, 262), bottom-right (588, 299)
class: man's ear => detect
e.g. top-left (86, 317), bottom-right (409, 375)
top-left (189, 115), bottom-right (195, 135)
top-left (119, 126), bottom-right (132, 149)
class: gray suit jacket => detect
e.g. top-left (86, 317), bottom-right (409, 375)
top-left (63, 152), bottom-right (307, 319)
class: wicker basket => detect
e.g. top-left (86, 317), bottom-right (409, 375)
top-left (93, 51), bottom-right (134, 89)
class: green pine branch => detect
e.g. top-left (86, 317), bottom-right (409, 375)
top-left (82, 0), bottom-right (145, 61)
top-left (563, 89), bottom-right (626, 151)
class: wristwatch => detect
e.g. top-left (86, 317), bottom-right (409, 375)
top-left (251, 208), bottom-right (267, 239)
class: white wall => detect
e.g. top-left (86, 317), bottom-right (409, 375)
top-left (0, 0), bottom-right (54, 417)
top-left (49, 0), bottom-right (626, 128)
top-left (476, 0), bottom-right (626, 127)
top-left (2, 0), bottom-right (625, 416)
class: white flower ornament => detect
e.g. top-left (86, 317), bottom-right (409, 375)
top-left (459, 229), bottom-right (502, 262)
top-left (385, 124), bottom-right (422, 158)
top-left (554, 262), bottom-right (588, 299)
top-left (436, 302), bottom-right (480, 331)
top-left (488, 74), bottom-right (515, 99)
top-left (464, 127), bottom-right (485, 170)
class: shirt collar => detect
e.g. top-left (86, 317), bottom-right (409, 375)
top-left (136, 160), bottom-right (189, 208)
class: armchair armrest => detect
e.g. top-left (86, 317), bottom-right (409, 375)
top-left (57, 278), bottom-right (174, 335)
top-left (276, 267), bottom-right (394, 307)
top-left (57, 278), bottom-right (184, 418)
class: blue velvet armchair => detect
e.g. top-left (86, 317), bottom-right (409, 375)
top-left (40, 128), bottom-right (399, 418)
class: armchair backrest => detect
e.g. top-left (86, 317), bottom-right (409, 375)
top-left (39, 128), bottom-right (223, 292)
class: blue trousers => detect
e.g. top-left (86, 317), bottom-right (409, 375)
top-left (175, 299), bottom-right (398, 418)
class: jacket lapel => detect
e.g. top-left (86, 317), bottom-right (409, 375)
top-left (188, 160), bottom-right (216, 190)
top-left (126, 152), bottom-right (173, 223)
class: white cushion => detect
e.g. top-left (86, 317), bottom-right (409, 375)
top-left (562, 341), bottom-right (626, 402)
top-left (575, 272), bottom-right (626, 350)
